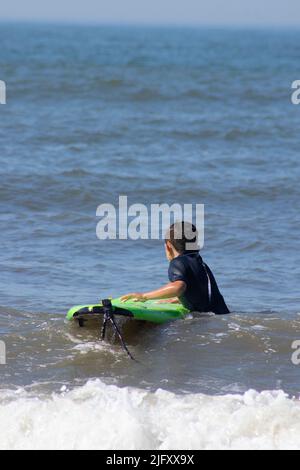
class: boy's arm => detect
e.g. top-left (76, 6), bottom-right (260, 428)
top-left (120, 281), bottom-right (186, 303)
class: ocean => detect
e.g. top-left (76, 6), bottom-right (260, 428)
top-left (0, 23), bottom-right (300, 450)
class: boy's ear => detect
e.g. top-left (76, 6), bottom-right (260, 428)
top-left (165, 240), bottom-right (172, 251)
top-left (165, 241), bottom-right (173, 261)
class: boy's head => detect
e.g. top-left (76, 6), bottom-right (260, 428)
top-left (165, 221), bottom-right (199, 260)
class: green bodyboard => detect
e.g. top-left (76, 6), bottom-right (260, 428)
top-left (67, 298), bottom-right (189, 324)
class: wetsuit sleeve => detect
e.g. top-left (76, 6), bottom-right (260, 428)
top-left (168, 258), bottom-right (187, 283)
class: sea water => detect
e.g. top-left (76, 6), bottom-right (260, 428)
top-left (0, 23), bottom-right (300, 449)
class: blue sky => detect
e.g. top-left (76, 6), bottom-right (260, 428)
top-left (1, 0), bottom-right (300, 26)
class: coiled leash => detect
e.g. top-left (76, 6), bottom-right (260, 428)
top-left (101, 299), bottom-right (135, 360)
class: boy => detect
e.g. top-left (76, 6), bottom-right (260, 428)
top-left (121, 221), bottom-right (230, 315)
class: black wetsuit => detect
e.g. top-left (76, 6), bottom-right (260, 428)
top-left (168, 251), bottom-right (230, 315)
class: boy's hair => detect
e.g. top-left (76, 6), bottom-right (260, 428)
top-left (165, 221), bottom-right (199, 253)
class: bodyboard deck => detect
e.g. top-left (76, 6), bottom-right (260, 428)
top-left (67, 298), bottom-right (189, 325)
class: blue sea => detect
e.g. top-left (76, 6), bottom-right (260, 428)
top-left (0, 23), bottom-right (300, 449)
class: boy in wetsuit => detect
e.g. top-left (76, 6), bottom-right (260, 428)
top-left (121, 222), bottom-right (230, 315)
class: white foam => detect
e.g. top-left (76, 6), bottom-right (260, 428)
top-left (0, 380), bottom-right (300, 450)
top-left (73, 342), bottom-right (109, 354)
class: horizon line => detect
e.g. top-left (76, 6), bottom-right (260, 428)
top-left (1, 18), bottom-right (300, 30)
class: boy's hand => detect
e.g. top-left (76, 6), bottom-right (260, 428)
top-left (120, 293), bottom-right (147, 303)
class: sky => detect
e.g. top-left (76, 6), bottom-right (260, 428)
top-left (1, 0), bottom-right (300, 27)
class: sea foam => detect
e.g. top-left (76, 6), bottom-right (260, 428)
top-left (0, 380), bottom-right (300, 450)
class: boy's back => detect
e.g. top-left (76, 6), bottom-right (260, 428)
top-left (169, 251), bottom-right (230, 315)
top-left (121, 222), bottom-right (230, 315)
